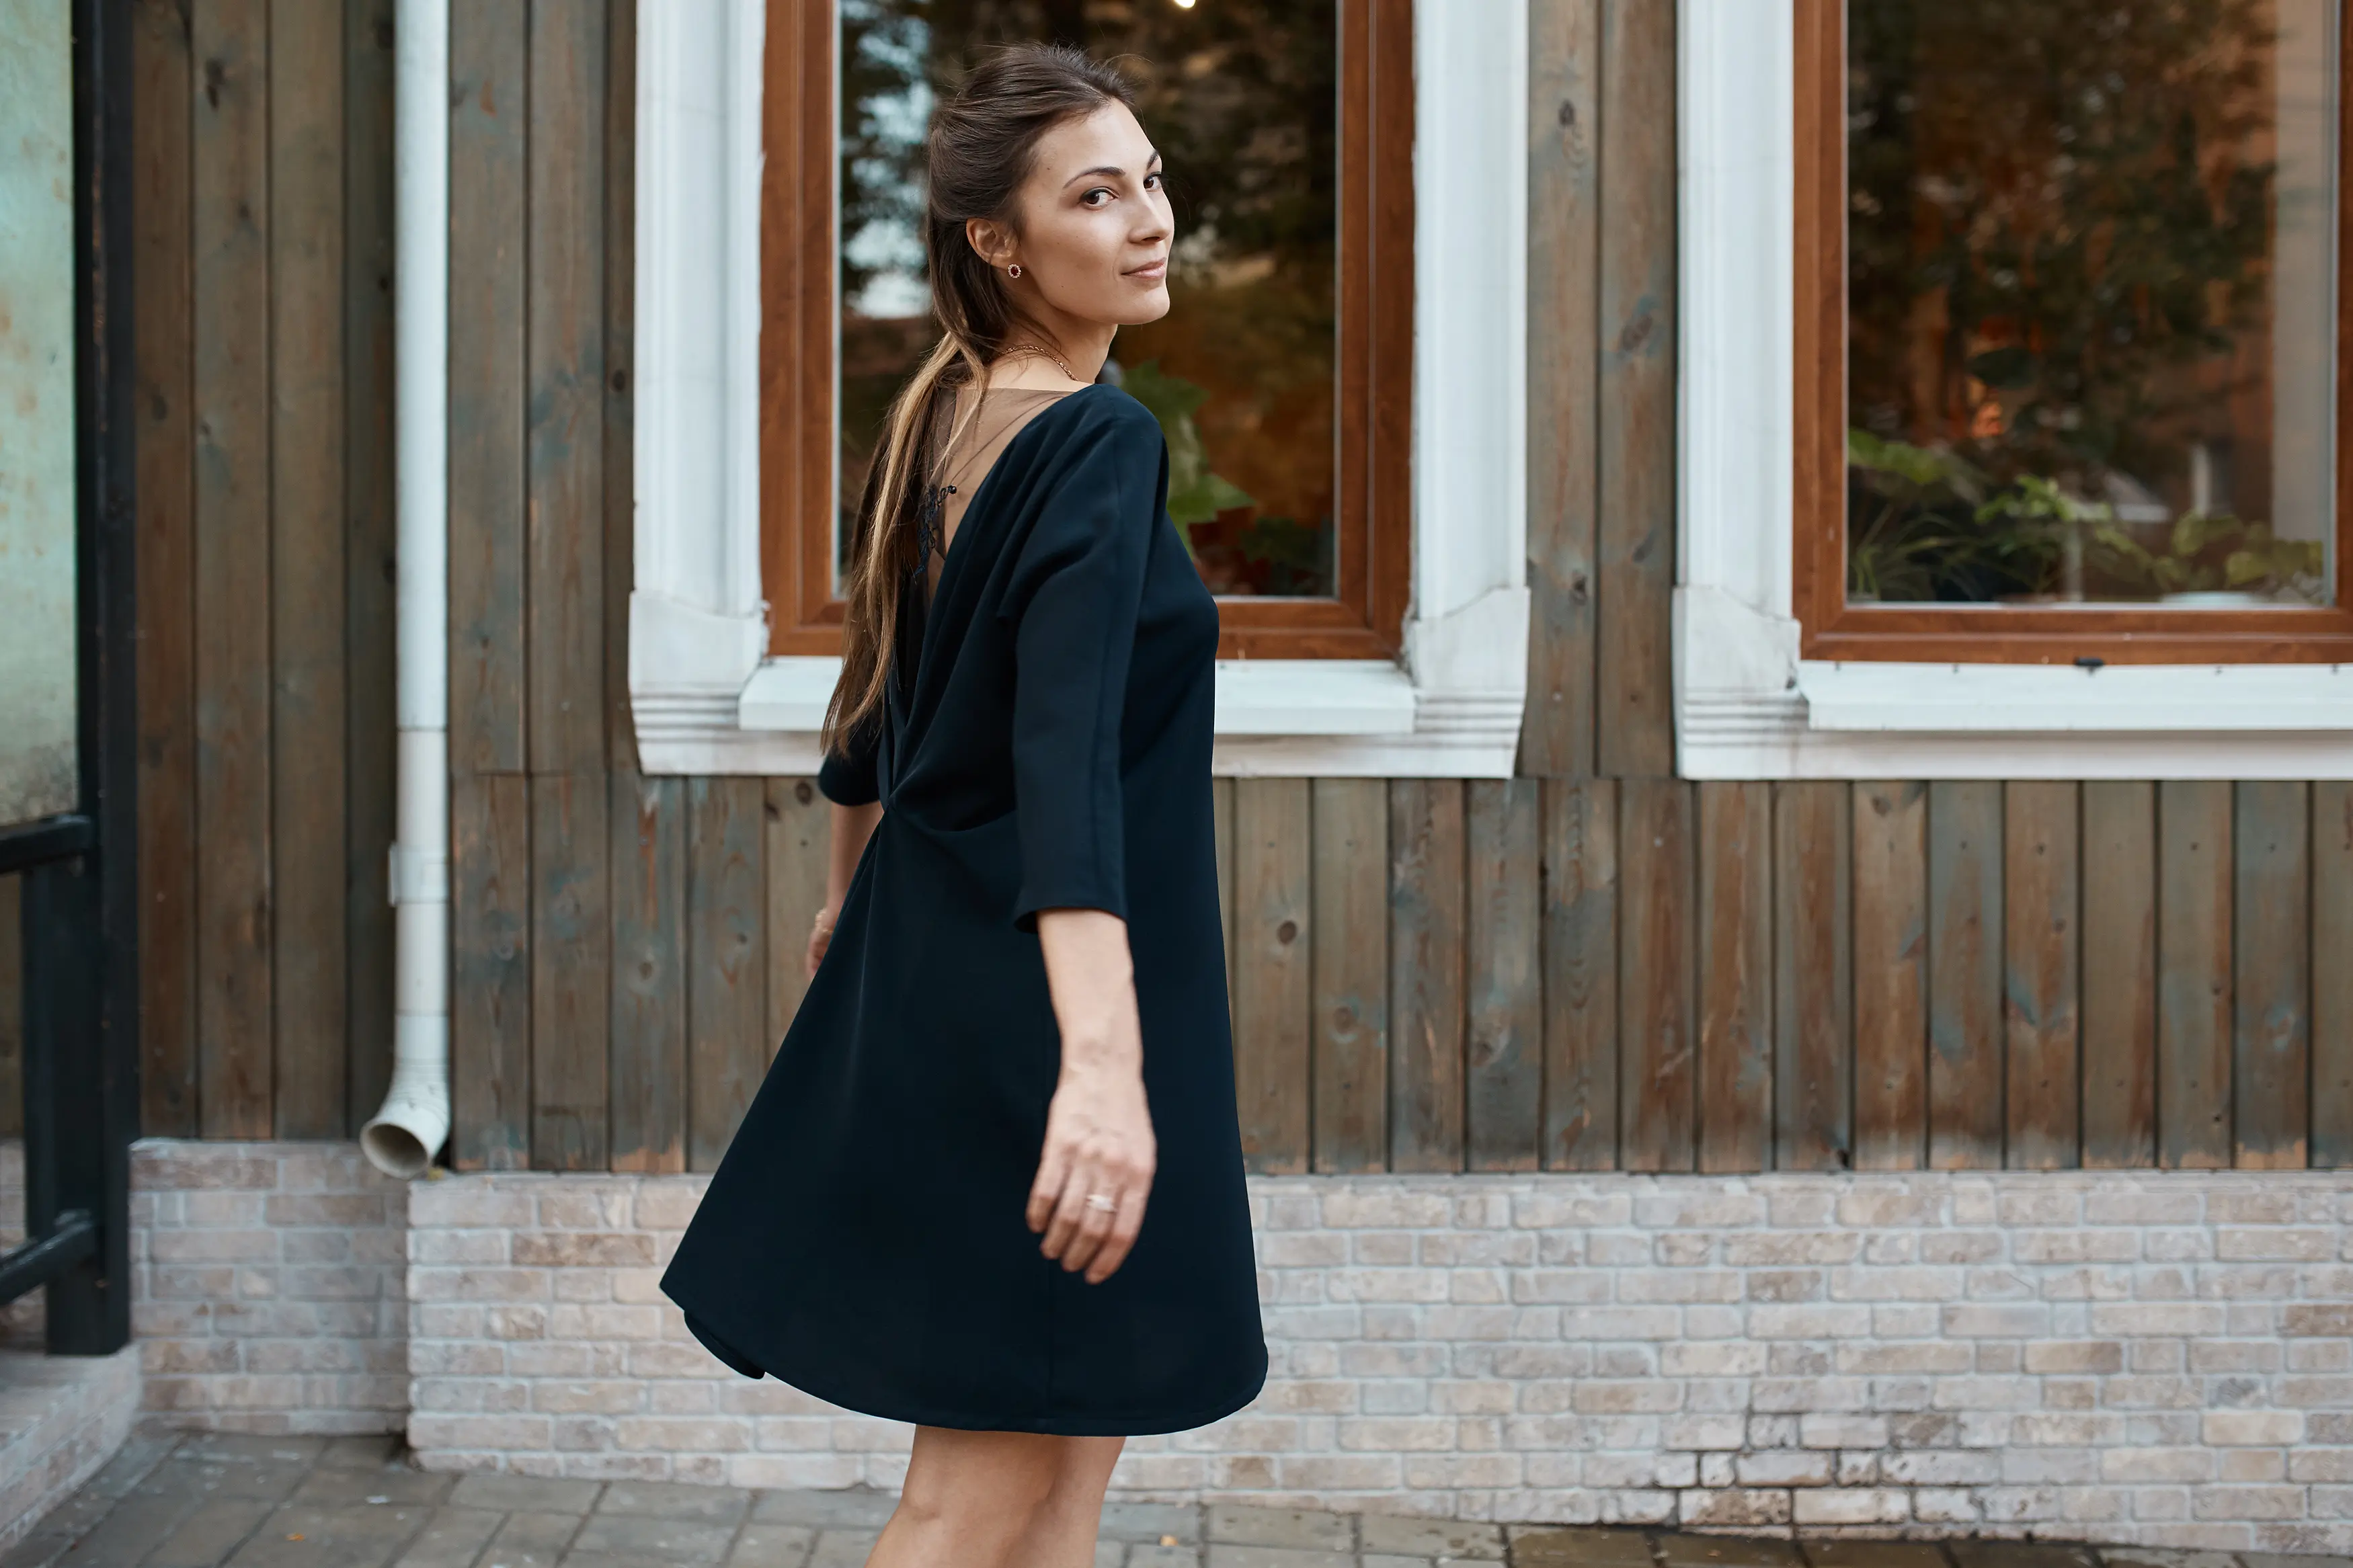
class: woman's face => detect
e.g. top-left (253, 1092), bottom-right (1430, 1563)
top-left (975, 101), bottom-right (1173, 328)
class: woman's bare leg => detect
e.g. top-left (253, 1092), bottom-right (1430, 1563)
top-left (999, 1434), bottom-right (1125, 1568)
top-left (863, 1426), bottom-right (1060, 1568)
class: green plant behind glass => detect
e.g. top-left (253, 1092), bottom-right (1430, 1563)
top-left (1117, 359), bottom-right (1255, 556)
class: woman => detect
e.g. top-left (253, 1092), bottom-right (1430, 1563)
top-left (655, 40), bottom-right (1268, 1568)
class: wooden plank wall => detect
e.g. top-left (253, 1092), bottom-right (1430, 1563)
top-left (13, 0), bottom-right (2337, 1175)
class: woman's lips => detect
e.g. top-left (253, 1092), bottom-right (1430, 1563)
top-left (1126, 258), bottom-right (1167, 280)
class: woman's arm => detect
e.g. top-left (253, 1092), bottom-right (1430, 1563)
top-left (1025, 907), bottom-right (1155, 1285)
top-left (806, 799), bottom-right (883, 977)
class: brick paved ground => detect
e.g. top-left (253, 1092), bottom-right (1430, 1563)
top-left (9, 1430), bottom-right (2348, 1568)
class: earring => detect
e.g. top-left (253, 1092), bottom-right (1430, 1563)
top-left (1007, 262), bottom-right (1022, 279)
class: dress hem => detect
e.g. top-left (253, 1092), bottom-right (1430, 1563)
top-left (680, 1303), bottom-right (1268, 1439)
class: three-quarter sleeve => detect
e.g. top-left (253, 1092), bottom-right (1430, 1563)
top-left (816, 712), bottom-right (882, 807)
top-left (998, 399), bottom-right (1166, 933)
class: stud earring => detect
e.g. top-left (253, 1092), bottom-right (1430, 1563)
top-left (1007, 263), bottom-right (1022, 279)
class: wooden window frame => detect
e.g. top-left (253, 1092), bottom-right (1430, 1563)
top-left (1792, 0), bottom-right (2353, 666)
top-left (760, 0), bottom-right (1416, 662)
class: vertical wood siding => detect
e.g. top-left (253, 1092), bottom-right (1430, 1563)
top-left (46, 0), bottom-right (2343, 1173)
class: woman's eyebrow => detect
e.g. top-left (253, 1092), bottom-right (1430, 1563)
top-left (1062, 149), bottom-right (1162, 188)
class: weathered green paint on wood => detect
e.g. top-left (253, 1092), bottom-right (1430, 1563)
top-left (343, 0), bottom-right (399, 1131)
top-left (686, 776), bottom-right (765, 1171)
top-left (526, 0), bottom-right (609, 776)
top-left (447, 0), bottom-right (529, 775)
top-left (1774, 782), bottom-right (1850, 1172)
top-left (1541, 780), bottom-right (1618, 1171)
top-left (134, 0), bottom-right (200, 1139)
top-left (1233, 779), bottom-right (1313, 1173)
top-left (1390, 779), bottom-right (1466, 1171)
top-left (1593, 0), bottom-right (1677, 778)
top-left (609, 768), bottom-right (685, 1173)
top-left (2157, 780), bottom-right (2233, 1169)
top-left (1468, 779), bottom-right (1543, 1170)
top-left (2003, 782), bottom-right (2079, 1169)
top-left (1927, 781), bottom-right (2001, 1169)
top-left (452, 774), bottom-right (530, 1169)
top-left (1618, 780), bottom-right (1693, 1171)
top-left (1311, 779), bottom-right (1388, 1173)
top-left (2081, 781), bottom-right (2157, 1169)
top-left (1521, 0), bottom-right (1603, 778)
top-left (2314, 782), bottom-right (2353, 1168)
top-left (2233, 781), bottom-right (2309, 1169)
top-left (192, 0), bottom-right (276, 1140)
top-left (270, 0), bottom-right (351, 1139)
top-left (1696, 782), bottom-right (1770, 1172)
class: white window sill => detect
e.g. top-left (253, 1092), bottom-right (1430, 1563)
top-left (1800, 662), bottom-right (2353, 734)
top-left (634, 647), bottom-right (1527, 778)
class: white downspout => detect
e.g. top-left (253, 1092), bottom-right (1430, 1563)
top-left (364, 0), bottom-right (451, 1179)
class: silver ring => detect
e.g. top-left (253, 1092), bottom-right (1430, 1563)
top-left (1084, 1192), bottom-right (1116, 1212)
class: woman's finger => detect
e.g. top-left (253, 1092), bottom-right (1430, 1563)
top-left (1039, 1152), bottom-right (1103, 1262)
top-left (1083, 1182), bottom-right (1149, 1284)
top-left (1026, 1135), bottom-right (1074, 1235)
top-left (1060, 1172), bottom-right (1122, 1273)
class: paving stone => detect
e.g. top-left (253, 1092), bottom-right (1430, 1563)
top-left (1095, 1543), bottom-right (1124, 1568)
top-left (803, 1531), bottom-right (878, 1568)
top-left (146, 1497), bottom-right (278, 1568)
top-left (172, 1437), bottom-right (332, 1469)
top-left (1363, 1556), bottom-right (1437, 1568)
top-left (1508, 1526), bottom-right (1658, 1568)
top-left (221, 1503), bottom-right (438, 1568)
top-left (723, 1522), bottom-right (815, 1568)
top-left (1948, 1545), bottom-right (2096, 1568)
top-left (1203, 1547), bottom-right (1355, 1568)
top-left (290, 1469), bottom-right (458, 1509)
top-left (317, 1440), bottom-right (407, 1472)
top-left (389, 1508), bottom-right (506, 1568)
top-left (594, 1484), bottom-right (751, 1525)
top-left (447, 1477), bottom-right (603, 1516)
top-left (1659, 1536), bottom-right (1803, 1568)
top-left (2241, 1556), bottom-right (2353, 1568)
top-left (479, 1509), bottom-right (592, 1568)
top-left (565, 1512), bottom-right (737, 1565)
top-left (1804, 1544), bottom-right (1949, 1568)
top-left (2098, 1553), bottom-right (2233, 1568)
top-left (1359, 1512), bottom-right (1505, 1559)
top-left (749, 1491), bottom-right (898, 1530)
top-left (1103, 1501), bottom-right (1201, 1544)
top-left (0, 1533), bottom-right (78, 1568)
top-left (41, 1490), bottom-right (209, 1568)
top-left (1126, 1548), bottom-right (1205, 1568)
top-left (1205, 1504), bottom-right (1355, 1552)
top-left (155, 1455), bottom-right (316, 1504)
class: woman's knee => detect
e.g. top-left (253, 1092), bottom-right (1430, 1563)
top-left (895, 1428), bottom-right (1062, 1538)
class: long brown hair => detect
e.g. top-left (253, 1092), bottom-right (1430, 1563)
top-left (820, 41), bottom-right (1138, 759)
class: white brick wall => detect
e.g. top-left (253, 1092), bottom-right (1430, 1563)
top-left (389, 1165), bottom-right (2353, 1551)
top-left (129, 1139), bottom-right (409, 1434)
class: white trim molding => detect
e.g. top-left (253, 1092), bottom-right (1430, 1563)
top-left (1673, 0), bottom-right (2353, 782)
top-left (630, 0), bottom-right (1531, 779)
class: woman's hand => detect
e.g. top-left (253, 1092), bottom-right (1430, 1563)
top-left (1026, 907), bottom-right (1155, 1284)
top-left (805, 905), bottom-right (836, 979)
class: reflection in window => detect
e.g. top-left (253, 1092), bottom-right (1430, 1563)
top-left (1845, 0), bottom-right (2338, 607)
top-left (836, 0), bottom-right (1339, 600)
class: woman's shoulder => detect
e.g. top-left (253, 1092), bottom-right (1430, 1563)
top-left (1055, 382), bottom-right (1164, 450)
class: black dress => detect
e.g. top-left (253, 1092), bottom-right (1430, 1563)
top-left (657, 380), bottom-right (1268, 1436)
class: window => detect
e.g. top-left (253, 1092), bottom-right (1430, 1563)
top-left (1675, 0), bottom-right (2353, 779)
top-left (629, 0), bottom-right (1532, 778)
top-left (1798, 0), bottom-right (2351, 663)
top-left (766, 0), bottom-right (1410, 662)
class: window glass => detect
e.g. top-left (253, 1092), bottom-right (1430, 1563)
top-left (835, 0), bottom-right (1340, 600)
top-left (1845, 0), bottom-right (2338, 608)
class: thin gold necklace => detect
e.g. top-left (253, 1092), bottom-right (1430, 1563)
top-left (993, 339), bottom-right (1082, 384)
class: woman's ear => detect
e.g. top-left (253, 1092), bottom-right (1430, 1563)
top-left (965, 214), bottom-right (1015, 271)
